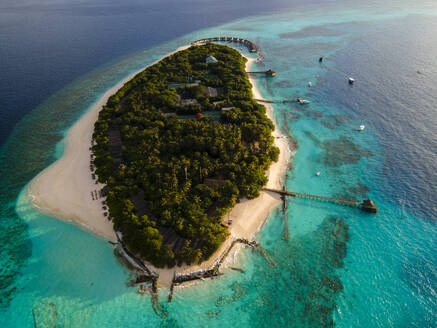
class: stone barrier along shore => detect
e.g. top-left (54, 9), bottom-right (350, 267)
top-left (115, 236), bottom-right (273, 292)
top-left (114, 235), bottom-right (263, 297)
top-left (113, 242), bottom-right (158, 280)
top-left (173, 238), bottom-right (258, 285)
top-left (118, 245), bottom-right (165, 318)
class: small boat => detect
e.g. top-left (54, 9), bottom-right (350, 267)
top-left (297, 97), bottom-right (310, 104)
top-left (308, 82), bottom-right (312, 87)
top-left (358, 125), bottom-right (365, 131)
top-left (348, 77), bottom-right (355, 84)
top-left (316, 171), bottom-right (321, 176)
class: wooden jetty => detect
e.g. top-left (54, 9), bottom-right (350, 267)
top-left (281, 185), bottom-right (288, 212)
top-left (192, 36), bottom-right (258, 53)
top-left (254, 98), bottom-right (296, 104)
top-left (113, 232), bottom-right (159, 279)
top-left (263, 188), bottom-right (377, 213)
top-left (168, 272), bottom-right (176, 302)
top-left (281, 185), bottom-right (290, 241)
top-left (247, 69), bottom-right (276, 77)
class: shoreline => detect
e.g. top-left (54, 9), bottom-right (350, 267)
top-left (27, 45), bottom-right (191, 242)
top-left (27, 46), bottom-right (290, 288)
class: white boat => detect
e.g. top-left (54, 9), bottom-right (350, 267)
top-left (348, 77), bottom-right (355, 84)
top-left (308, 82), bottom-right (312, 87)
top-left (297, 97), bottom-right (310, 104)
top-left (358, 125), bottom-right (365, 131)
top-left (316, 171), bottom-right (321, 176)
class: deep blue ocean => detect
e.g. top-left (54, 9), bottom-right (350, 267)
top-left (0, 0), bottom-right (436, 327)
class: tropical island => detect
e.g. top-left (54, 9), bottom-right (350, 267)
top-left (92, 44), bottom-right (279, 267)
top-left (28, 41), bottom-right (289, 285)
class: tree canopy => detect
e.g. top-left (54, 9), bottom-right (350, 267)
top-left (93, 44), bottom-right (279, 267)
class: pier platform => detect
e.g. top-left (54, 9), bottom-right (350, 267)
top-left (263, 188), bottom-right (377, 213)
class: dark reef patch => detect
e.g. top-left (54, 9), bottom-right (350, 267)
top-left (321, 136), bottom-right (373, 167)
top-left (0, 118), bottom-right (64, 308)
top-left (304, 130), bottom-right (322, 147)
top-left (286, 111), bottom-right (302, 122)
top-left (230, 281), bottom-right (248, 301)
top-left (223, 25), bottom-right (259, 32)
top-left (334, 183), bottom-right (370, 202)
top-left (320, 114), bottom-right (352, 130)
top-left (346, 183), bottom-right (370, 198)
top-left (291, 105), bottom-right (307, 113)
top-left (286, 216), bottom-right (350, 327)
top-left (279, 26), bottom-right (344, 39)
top-left (305, 110), bottom-right (324, 119)
top-left (159, 317), bottom-right (180, 328)
top-left (208, 216), bottom-right (350, 327)
top-left (273, 80), bottom-right (294, 89)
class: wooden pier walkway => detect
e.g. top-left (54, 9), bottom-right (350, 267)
top-left (192, 36), bottom-right (258, 53)
top-left (247, 69), bottom-right (276, 77)
top-left (263, 188), bottom-right (377, 213)
top-left (280, 185), bottom-right (290, 241)
top-left (254, 98), bottom-right (296, 104)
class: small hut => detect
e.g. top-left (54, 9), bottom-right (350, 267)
top-left (265, 69), bottom-right (276, 77)
top-left (212, 100), bottom-right (225, 108)
top-left (206, 87), bottom-right (218, 97)
top-left (361, 199), bottom-right (377, 213)
top-left (206, 56), bottom-right (218, 63)
top-left (248, 43), bottom-right (257, 53)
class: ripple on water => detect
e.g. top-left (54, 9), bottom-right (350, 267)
top-left (400, 257), bottom-right (437, 301)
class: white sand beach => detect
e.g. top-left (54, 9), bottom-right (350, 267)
top-left (27, 47), bottom-right (290, 287)
top-left (28, 45), bottom-right (190, 241)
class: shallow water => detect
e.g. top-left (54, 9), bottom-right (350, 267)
top-left (1, 0), bottom-right (437, 327)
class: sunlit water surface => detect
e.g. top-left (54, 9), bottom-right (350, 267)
top-left (1, 1), bottom-right (436, 327)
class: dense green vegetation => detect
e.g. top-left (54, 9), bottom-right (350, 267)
top-left (93, 44), bottom-right (279, 267)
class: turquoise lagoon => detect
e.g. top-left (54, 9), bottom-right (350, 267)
top-left (1, 1), bottom-right (437, 327)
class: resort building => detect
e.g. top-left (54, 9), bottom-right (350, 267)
top-left (206, 87), bottom-right (219, 97)
top-left (206, 56), bottom-right (218, 63)
top-left (265, 69), bottom-right (276, 77)
top-left (212, 100), bottom-right (225, 108)
top-left (180, 98), bottom-right (199, 106)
